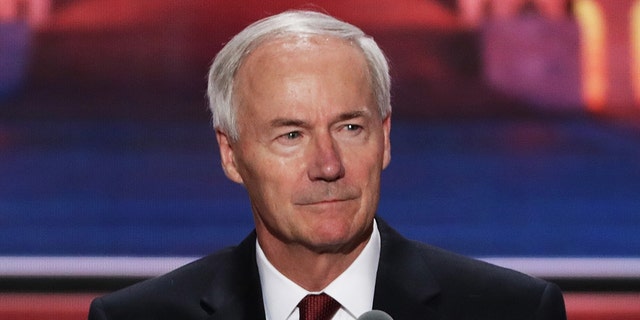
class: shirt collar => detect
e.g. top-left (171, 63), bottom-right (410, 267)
top-left (256, 219), bottom-right (381, 320)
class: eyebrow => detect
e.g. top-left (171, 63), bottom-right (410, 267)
top-left (269, 118), bottom-right (307, 128)
top-left (337, 110), bottom-right (367, 122)
top-left (269, 110), bottom-right (368, 128)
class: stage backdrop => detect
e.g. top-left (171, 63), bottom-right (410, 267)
top-left (0, 0), bottom-right (639, 279)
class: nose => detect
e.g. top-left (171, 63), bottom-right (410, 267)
top-left (308, 133), bottom-right (345, 182)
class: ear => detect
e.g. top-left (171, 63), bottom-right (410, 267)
top-left (215, 130), bottom-right (244, 184)
top-left (382, 114), bottom-right (391, 169)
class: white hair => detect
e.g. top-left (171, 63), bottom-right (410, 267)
top-left (207, 10), bottom-right (391, 141)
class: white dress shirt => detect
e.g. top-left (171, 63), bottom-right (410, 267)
top-left (256, 220), bottom-right (381, 320)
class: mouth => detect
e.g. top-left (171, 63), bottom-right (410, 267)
top-left (293, 185), bottom-right (361, 206)
top-left (295, 196), bottom-right (357, 207)
top-left (307, 198), bottom-right (349, 205)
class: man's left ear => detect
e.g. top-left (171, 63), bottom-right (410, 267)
top-left (382, 115), bottom-right (391, 169)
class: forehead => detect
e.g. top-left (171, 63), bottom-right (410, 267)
top-left (249, 33), bottom-right (364, 61)
top-left (236, 34), bottom-right (370, 85)
top-left (232, 34), bottom-right (374, 118)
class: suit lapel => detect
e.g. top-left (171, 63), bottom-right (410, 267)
top-left (200, 231), bottom-right (266, 320)
top-left (197, 220), bottom-right (442, 320)
top-left (373, 219), bottom-right (442, 320)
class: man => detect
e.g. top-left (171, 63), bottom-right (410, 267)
top-left (89, 10), bottom-right (566, 320)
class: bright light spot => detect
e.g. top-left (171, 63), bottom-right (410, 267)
top-left (574, 0), bottom-right (607, 112)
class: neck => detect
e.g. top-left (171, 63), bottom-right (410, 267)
top-left (257, 228), bottom-right (372, 292)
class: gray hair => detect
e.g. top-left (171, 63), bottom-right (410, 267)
top-left (207, 10), bottom-right (391, 141)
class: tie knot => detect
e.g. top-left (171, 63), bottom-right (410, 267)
top-left (298, 293), bottom-right (341, 320)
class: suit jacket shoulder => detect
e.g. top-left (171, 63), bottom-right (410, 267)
top-left (89, 220), bottom-right (566, 320)
top-left (88, 232), bottom-right (265, 320)
top-left (374, 219), bottom-right (566, 320)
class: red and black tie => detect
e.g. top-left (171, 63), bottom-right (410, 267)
top-left (298, 293), bottom-right (341, 320)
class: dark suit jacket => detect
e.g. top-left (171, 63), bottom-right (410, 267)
top-left (89, 219), bottom-right (566, 319)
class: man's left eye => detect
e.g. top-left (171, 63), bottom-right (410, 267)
top-left (344, 124), bottom-right (362, 131)
top-left (285, 131), bottom-right (301, 139)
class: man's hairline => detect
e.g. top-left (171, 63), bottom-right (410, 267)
top-left (222, 33), bottom-right (386, 143)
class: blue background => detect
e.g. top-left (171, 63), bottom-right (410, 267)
top-left (1, 117), bottom-right (639, 257)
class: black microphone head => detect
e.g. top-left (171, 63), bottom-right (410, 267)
top-left (357, 310), bottom-right (393, 320)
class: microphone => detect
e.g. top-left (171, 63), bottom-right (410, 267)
top-left (357, 310), bottom-right (393, 320)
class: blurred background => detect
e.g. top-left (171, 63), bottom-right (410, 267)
top-left (1, 0), bottom-right (639, 319)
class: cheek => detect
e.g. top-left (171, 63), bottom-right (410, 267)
top-left (237, 144), bottom-right (287, 179)
top-left (243, 156), bottom-right (304, 203)
top-left (350, 153), bottom-right (384, 207)
top-left (345, 145), bottom-right (384, 177)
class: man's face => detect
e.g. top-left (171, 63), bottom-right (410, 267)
top-left (217, 35), bottom-right (391, 253)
